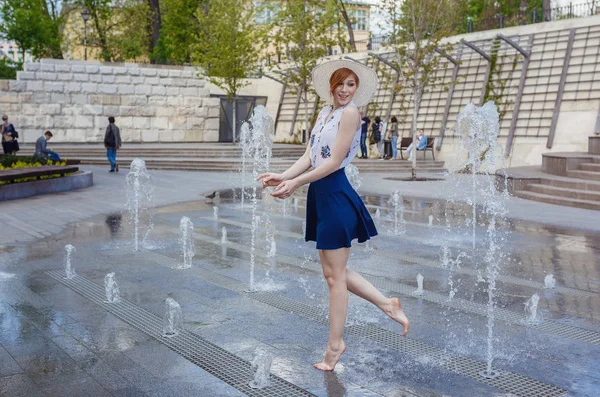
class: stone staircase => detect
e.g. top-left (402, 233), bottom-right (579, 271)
top-left (18, 143), bottom-right (446, 173)
top-left (510, 136), bottom-right (600, 210)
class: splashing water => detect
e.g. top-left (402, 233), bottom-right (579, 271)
top-left (293, 197), bottom-right (299, 211)
top-left (163, 297), bottom-right (183, 338)
top-left (221, 226), bottom-right (228, 244)
top-left (301, 221), bottom-right (306, 236)
top-left (390, 190), bottom-right (406, 235)
top-left (248, 348), bottom-right (273, 389)
top-left (125, 159), bottom-right (153, 251)
top-left (178, 216), bottom-right (195, 269)
top-left (544, 274), bottom-right (556, 289)
top-left (239, 106), bottom-right (274, 291)
top-left (457, 102), bottom-right (507, 379)
top-left (428, 215), bottom-right (433, 227)
top-left (267, 236), bottom-right (277, 258)
top-left (413, 274), bottom-right (424, 296)
top-left (64, 244), bottom-right (76, 279)
top-left (345, 163), bottom-right (362, 191)
top-left (374, 208), bottom-right (381, 222)
top-left (104, 272), bottom-right (120, 303)
top-left (524, 293), bottom-right (542, 325)
top-left (213, 206), bottom-right (219, 220)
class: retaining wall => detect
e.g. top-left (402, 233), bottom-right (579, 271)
top-left (0, 60), bottom-right (220, 144)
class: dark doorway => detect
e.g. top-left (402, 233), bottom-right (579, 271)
top-left (213, 95), bottom-right (268, 142)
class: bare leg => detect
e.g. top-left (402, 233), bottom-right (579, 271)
top-left (346, 269), bottom-right (410, 336)
top-left (314, 248), bottom-right (350, 371)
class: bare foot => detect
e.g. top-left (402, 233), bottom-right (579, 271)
top-left (314, 340), bottom-right (346, 371)
top-left (384, 297), bottom-right (410, 336)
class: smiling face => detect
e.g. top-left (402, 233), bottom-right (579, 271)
top-left (332, 76), bottom-right (358, 108)
top-left (329, 67), bottom-right (359, 109)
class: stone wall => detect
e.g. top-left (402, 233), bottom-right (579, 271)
top-left (0, 59), bottom-right (220, 143)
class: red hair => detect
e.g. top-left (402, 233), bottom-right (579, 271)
top-left (329, 68), bottom-right (359, 96)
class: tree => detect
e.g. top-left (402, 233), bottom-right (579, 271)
top-left (70, 0), bottom-right (151, 62)
top-left (193, 0), bottom-right (267, 143)
top-left (382, 0), bottom-right (458, 180)
top-left (270, 0), bottom-right (339, 140)
top-left (153, 0), bottom-right (201, 64)
top-left (334, 0), bottom-right (356, 52)
top-left (0, 0), bottom-right (63, 60)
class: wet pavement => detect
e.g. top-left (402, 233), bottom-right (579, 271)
top-left (1, 185), bottom-right (600, 396)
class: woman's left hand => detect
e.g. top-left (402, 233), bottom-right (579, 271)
top-left (271, 179), bottom-right (299, 199)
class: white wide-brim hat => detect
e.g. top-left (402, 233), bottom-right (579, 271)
top-left (312, 59), bottom-right (379, 107)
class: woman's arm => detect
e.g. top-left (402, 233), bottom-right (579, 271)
top-left (280, 144), bottom-right (312, 181)
top-left (272, 107), bottom-right (360, 198)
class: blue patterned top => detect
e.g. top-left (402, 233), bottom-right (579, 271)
top-left (309, 101), bottom-right (360, 169)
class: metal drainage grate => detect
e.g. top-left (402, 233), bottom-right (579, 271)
top-left (127, 254), bottom-right (567, 397)
top-left (192, 228), bottom-right (600, 348)
top-left (46, 270), bottom-right (315, 397)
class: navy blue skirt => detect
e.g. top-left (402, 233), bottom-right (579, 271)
top-left (305, 168), bottom-right (378, 250)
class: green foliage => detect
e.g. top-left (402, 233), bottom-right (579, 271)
top-left (193, 0), bottom-right (266, 99)
top-left (154, 0), bottom-right (201, 64)
top-left (72, 0), bottom-right (151, 62)
top-left (483, 38), bottom-right (519, 119)
top-left (270, 0), bottom-right (339, 97)
top-left (0, 58), bottom-right (22, 80)
top-left (0, 0), bottom-right (63, 59)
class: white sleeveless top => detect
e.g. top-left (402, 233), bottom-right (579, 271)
top-left (309, 101), bottom-right (361, 169)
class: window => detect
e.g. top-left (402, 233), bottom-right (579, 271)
top-left (351, 9), bottom-right (368, 31)
top-left (255, 2), bottom-right (279, 24)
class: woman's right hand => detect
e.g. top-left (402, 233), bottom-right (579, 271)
top-left (256, 172), bottom-right (285, 188)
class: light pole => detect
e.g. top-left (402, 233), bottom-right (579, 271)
top-left (81, 8), bottom-right (89, 61)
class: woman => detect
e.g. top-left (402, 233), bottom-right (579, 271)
top-left (257, 60), bottom-right (409, 371)
top-left (390, 116), bottom-right (399, 159)
top-left (1, 114), bottom-right (18, 155)
top-left (372, 116), bottom-right (383, 158)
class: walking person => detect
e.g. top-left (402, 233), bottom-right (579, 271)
top-left (1, 114), bottom-right (18, 155)
top-left (104, 116), bottom-right (121, 173)
top-left (390, 116), bottom-right (399, 159)
top-left (257, 60), bottom-right (410, 371)
top-left (359, 112), bottom-right (370, 159)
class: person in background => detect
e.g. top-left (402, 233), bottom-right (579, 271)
top-left (383, 119), bottom-right (392, 159)
top-left (404, 129), bottom-right (427, 161)
top-left (1, 114), bottom-right (18, 155)
top-left (390, 116), bottom-right (399, 159)
top-left (104, 116), bottom-right (122, 173)
top-left (372, 116), bottom-right (383, 158)
top-left (34, 131), bottom-right (60, 162)
top-left (360, 112), bottom-right (370, 159)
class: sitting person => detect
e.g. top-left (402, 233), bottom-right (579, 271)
top-left (403, 129), bottom-right (427, 161)
top-left (35, 131), bottom-right (61, 162)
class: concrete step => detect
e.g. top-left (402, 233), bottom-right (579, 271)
top-left (526, 183), bottom-right (600, 202)
top-left (566, 170), bottom-right (600, 181)
top-left (540, 177), bottom-right (600, 192)
top-left (580, 162), bottom-right (600, 172)
top-left (514, 190), bottom-right (600, 211)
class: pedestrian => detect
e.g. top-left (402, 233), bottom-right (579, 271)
top-left (383, 119), bottom-right (392, 159)
top-left (390, 116), bottom-right (399, 159)
top-left (257, 59), bottom-right (409, 372)
top-left (34, 131), bottom-right (60, 162)
top-left (372, 116), bottom-right (383, 158)
top-left (104, 116), bottom-right (121, 173)
top-left (359, 112), bottom-right (370, 159)
top-left (1, 114), bottom-right (19, 155)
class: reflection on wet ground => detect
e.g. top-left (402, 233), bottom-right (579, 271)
top-left (1, 190), bottom-right (599, 396)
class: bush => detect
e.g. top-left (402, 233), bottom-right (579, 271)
top-left (0, 58), bottom-right (22, 80)
top-left (0, 155), bottom-right (69, 185)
